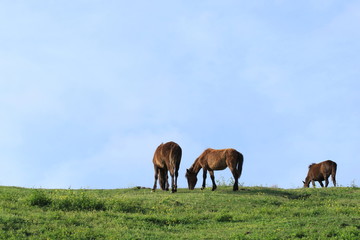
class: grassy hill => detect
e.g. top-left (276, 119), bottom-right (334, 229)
top-left (0, 186), bottom-right (359, 239)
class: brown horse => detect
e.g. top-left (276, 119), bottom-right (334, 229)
top-left (186, 148), bottom-right (244, 191)
top-left (303, 160), bottom-right (337, 188)
top-left (152, 141), bottom-right (182, 193)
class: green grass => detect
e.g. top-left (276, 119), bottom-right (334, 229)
top-left (0, 186), bottom-right (359, 239)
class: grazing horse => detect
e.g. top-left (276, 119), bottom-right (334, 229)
top-left (152, 141), bottom-right (182, 193)
top-left (303, 160), bottom-right (337, 188)
top-left (185, 148), bottom-right (244, 191)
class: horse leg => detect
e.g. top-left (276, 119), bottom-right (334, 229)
top-left (152, 166), bottom-right (159, 192)
top-left (311, 180), bottom-right (316, 188)
top-left (324, 176), bottom-right (329, 187)
top-left (201, 169), bottom-right (207, 190)
top-left (170, 169), bottom-right (176, 193)
top-left (158, 168), bottom-right (165, 190)
top-left (232, 178), bottom-right (239, 191)
top-left (209, 170), bottom-right (217, 191)
top-left (331, 173), bottom-right (336, 187)
top-left (331, 165), bottom-right (337, 187)
top-left (165, 170), bottom-right (169, 191)
top-left (174, 168), bottom-right (179, 192)
top-left (319, 181), bottom-right (324, 187)
top-left (230, 167), bottom-right (239, 191)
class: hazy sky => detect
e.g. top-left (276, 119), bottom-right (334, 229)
top-left (1, 1), bottom-right (359, 189)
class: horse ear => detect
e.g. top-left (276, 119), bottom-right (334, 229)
top-left (186, 169), bottom-right (190, 174)
top-left (302, 181), bottom-right (305, 184)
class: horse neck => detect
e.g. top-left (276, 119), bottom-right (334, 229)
top-left (190, 158), bottom-right (202, 174)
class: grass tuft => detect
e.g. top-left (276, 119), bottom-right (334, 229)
top-left (29, 190), bottom-right (52, 207)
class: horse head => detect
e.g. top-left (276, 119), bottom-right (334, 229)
top-left (302, 180), bottom-right (310, 188)
top-left (185, 169), bottom-right (198, 190)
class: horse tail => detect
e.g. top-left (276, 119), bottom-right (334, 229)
top-left (169, 143), bottom-right (182, 172)
top-left (237, 151), bottom-right (244, 178)
top-left (331, 161), bottom-right (337, 186)
top-left (331, 161), bottom-right (337, 173)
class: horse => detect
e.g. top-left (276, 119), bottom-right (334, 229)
top-left (185, 148), bottom-right (244, 191)
top-left (152, 141), bottom-right (182, 193)
top-left (303, 160), bottom-right (337, 188)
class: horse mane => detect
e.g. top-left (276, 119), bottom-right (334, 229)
top-left (189, 157), bottom-right (198, 169)
top-left (188, 157), bottom-right (201, 173)
top-left (308, 163), bottom-right (316, 169)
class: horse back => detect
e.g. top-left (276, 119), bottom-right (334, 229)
top-left (153, 141), bottom-right (182, 169)
top-left (202, 148), bottom-right (242, 170)
top-left (308, 160), bottom-right (336, 180)
top-left (320, 160), bottom-right (337, 175)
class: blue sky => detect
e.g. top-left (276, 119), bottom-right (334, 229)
top-left (1, 1), bottom-right (359, 189)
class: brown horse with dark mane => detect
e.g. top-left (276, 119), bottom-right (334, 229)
top-left (303, 160), bottom-right (337, 188)
top-left (152, 141), bottom-right (182, 193)
top-left (186, 148), bottom-right (244, 191)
